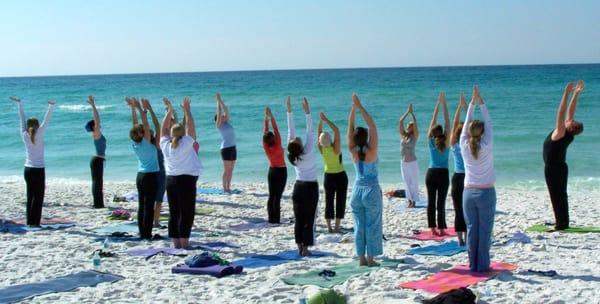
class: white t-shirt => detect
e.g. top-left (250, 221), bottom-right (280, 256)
top-left (160, 135), bottom-right (202, 177)
top-left (459, 103), bottom-right (495, 187)
top-left (19, 102), bottom-right (55, 168)
top-left (287, 112), bottom-right (318, 182)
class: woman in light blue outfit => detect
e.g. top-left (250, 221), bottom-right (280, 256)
top-left (460, 85), bottom-right (496, 272)
top-left (450, 93), bottom-right (467, 245)
top-left (347, 93), bottom-right (382, 267)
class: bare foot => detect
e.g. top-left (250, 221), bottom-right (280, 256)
top-left (431, 228), bottom-right (439, 236)
top-left (367, 257), bottom-right (380, 267)
top-left (301, 246), bottom-right (311, 257)
top-left (439, 229), bottom-right (447, 236)
top-left (359, 256), bottom-right (368, 266)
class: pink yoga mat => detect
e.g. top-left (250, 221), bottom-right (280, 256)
top-left (398, 261), bottom-right (517, 294)
top-left (407, 227), bottom-right (457, 241)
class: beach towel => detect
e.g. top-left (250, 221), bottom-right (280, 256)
top-left (197, 187), bottom-right (242, 195)
top-left (92, 222), bottom-right (139, 235)
top-left (398, 261), bottom-right (517, 294)
top-left (0, 218), bottom-right (76, 233)
top-left (0, 223), bottom-right (27, 234)
top-left (19, 223), bottom-right (77, 231)
top-left (195, 207), bottom-right (216, 215)
top-left (0, 270), bottom-right (123, 304)
top-left (171, 263), bottom-right (243, 278)
top-left (407, 241), bottom-right (466, 256)
top-left (12, 217), bottom-right (75, 225)
top-left (405, 227), bottom-right (457, 241)
top-left (126, 247), bottom-right (187, 259)
top-left (281, 259), bottom-right (402, 288)
top-left (234, 250), bottom-right (337, 269)
top-left (525, 224), bottom-right (600, 233)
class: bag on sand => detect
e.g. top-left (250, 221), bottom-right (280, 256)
top-left (422, 287), bottom-right (476, 304)
top-left (307, 288), bottom-right (346, 304)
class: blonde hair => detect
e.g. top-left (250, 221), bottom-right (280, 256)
top-left (319, 132), bottom-right (332, 147)
top-left (26, 118), bottom-right (39, 144)
top-left (468, 120), bottom-right (484, 159)
top-left (170, 123), bottom-right (185, 149)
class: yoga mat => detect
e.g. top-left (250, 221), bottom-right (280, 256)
top-left (20, 223), bottom-right (77, 231)
top-left (127, 247), bottom-right (187, 258)
top-left (171, 263), bottom-right (243, 278)
top-left (12, 217), bottom-right (75, 225)
top-left (407, 240), bottom-right (466, 256)
top-left (281, 259), bottom-right (402, 288)
top-left (526, 224), bottom-right (600, 233)
top-left (190, 241), bottom-right (241, 251)
top-left (92, 222), bottom-right (139, 235)
top-left (405, 227), bottom-right (457, 241)
top-left (398, 261), bottom-right (518, 294)
top-left (0, 223), bottom-right (27, 234)
top-left (229, 218), bottom-right (274, 231)
top-left (0, 270), bottom-right (123, 304)
top-left (195, 207), bottom-right (216, 215)
top-left (234, 250), bottom-right (337, 269)
top-left (197, 188), bottom-right (242, 195)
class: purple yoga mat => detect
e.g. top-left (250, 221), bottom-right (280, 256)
top-left (171, 263), bottom-right (243, 278)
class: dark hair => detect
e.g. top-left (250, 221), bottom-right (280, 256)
top-left (453, 122), bottom-right (463, 143)
top-left (354, 127), bottom-right (368, 161)
top-left (129, 124), bottom-right (144, 143)
top-left (85, 120), bottom-right (95, 132)
top-left (567, 121), bottom-right (584, 136)
top-left (287, 139), bottom-right (304, 165)
top-left (431, 124), bottom-right (447, 151)
top-left (263, 131), bottom-right (275, 147)
top-left (26, 118), bottom-right (39, 144)
top-left (214, 114), bottom-right (218, 122)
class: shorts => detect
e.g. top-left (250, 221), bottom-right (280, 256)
top-left (221, 146), bottom-right (237, 161)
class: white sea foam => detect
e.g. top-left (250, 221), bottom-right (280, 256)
top-left (58, 104), bottom-right (115, 112)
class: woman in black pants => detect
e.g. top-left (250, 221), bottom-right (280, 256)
top-left (263, 106), bottom-right (287, 223)
top-left (287, 97), bottom-right (318, 256)
top-left (318, 112), bottom-right (348, 233)
top-left (426, 92), bottom-right (450, 236)
top-left (160, 97), bottom-right (202, 249)
top-left (450, 93), bottom-right (467, 245)
top-left (543, 81), bottom-right (584, 230)
top-left (12, 96), bottom-right (56, 226)
top-left (86, 96), bottom-right (106, 209)
top-left (127, 97), bottom-right (159, 240)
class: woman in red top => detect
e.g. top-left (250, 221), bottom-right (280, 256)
top-left (263, 105), bottom-right (287, 223)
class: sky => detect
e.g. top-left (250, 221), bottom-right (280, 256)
top-left (1, 0), bottom-right (599, 77)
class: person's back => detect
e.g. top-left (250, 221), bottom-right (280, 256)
top-left (160, 135), bottom-right (202, 176)
top-left (353, 159), bottom-right (378, 186)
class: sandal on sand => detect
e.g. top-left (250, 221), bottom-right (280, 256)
top-left (318, 269), bottom-right (336, 280)
top-left (527, 269), bottom-right (558, 277)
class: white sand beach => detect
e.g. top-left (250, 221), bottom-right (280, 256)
top-left (1, 179), bottom-right (599, 303)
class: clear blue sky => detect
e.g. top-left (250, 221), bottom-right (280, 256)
top-left (1, 0), bottom-right (599, 76)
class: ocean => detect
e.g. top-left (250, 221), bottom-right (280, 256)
top-left (1, 65), bottom-right (598, 191)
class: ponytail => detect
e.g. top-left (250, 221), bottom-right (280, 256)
top-left (468, 120), bottom-right (484, 159)
top-left (357, 144), bottom-right (367, 161)
top-left (169, 123), bottom-right (185, 149)
top-left (171, 136), bottom-right (182, 149)
top-left (28, 127), bottom-right (36, 144)
top-left (287, 140), bottom-right (304, 165)
top-left (353, 127), bottom-right (369, 161)
top-left (469, 135), bottom-right (481, 159)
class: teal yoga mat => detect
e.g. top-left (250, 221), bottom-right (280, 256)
top-left (281, 259), bottom-right (402, 288)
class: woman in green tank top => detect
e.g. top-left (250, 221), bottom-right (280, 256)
top-left (318, 112), bottom-right (349, 233)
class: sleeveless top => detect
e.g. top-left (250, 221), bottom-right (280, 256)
top-left (543, 131), bottom-right (573, 166)
top-left (428, 138), bottom-right (449, 169)
top-left (321, 146), bottom-right (344, 174)
top-left (94, 135), bottom-right (106, 157)
top-left (217, 122), bottom-right (236, 149)
top-left (401, 135), bottom-right (417, 162)
top-left (353, 159), bottom-right (379, 187)
top-left (451, 143), bottom-right (464, 173)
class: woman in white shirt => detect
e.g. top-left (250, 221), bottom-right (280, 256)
top-left (459, 85), bottom-right (495, 272)
top-left (287, 97), bottom-right (318, 257)
top-left (160, 97), bottom-right (202, 249)
top-left (11, 96), bottom-right (56, 226)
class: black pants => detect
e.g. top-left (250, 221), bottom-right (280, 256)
top-left (324, 171), bottom-right (348, 219)
top-left (451, 173), bottom-right (466, 232)
top-left (267, 167), bottom-right (287, 223)
top-left (166, 175), bottom-right (198, 238)
top-left (136, 172), bottom-right (158, 239)
top-left (24, 167), bottom-right (45, 226)
top-left (90, 156), bottom-right (105, 208)
top-left (545, 164), bottom-right (569, 230)
top-left (292, 181), bottom-right (319, 247)
top-left (426, 168), bottom-right (449, 229)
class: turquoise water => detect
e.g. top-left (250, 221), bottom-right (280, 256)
top-left (0, 65), bottom-right (599, 190)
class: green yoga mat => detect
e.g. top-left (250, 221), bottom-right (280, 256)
top-left (281, 259), bottom-right (402, 288)
top-left (196, 207), bottom-right (216, 215)
top-left (526, 224), bottom-right (600, 233)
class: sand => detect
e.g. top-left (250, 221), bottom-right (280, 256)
top-left (1, 178), bottom-right (599, 303)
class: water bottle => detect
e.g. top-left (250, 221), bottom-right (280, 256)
top-left (103, 237), bottom-right (110, 249)
top-left (92, 251), bottom-right (101, 270)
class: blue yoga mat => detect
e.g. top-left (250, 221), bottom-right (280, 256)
top-left (407, 240), bottom-right (466, 256)
top-left (234, 250), bottom-right (337, 268)
top-left (0, 223), bottom-right (76, 234)
top-left (0, 270), bottom-right (123, 304)
top-left (92, 222), bottom-right (139, 235)
top-left (197, 188), bottom-right (242, 195)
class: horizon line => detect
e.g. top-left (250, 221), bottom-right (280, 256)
top-left (2, 62), bottom-right (599, 79)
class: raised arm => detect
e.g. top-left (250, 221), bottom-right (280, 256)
top-left (441, 93), bottom-right (450, 146)
top-left (264, 107), bottom-right (270, 134)
top-left (270, 109), bottom-right (281, 145)
top-left (461, 87), bottom-right (478, 145)
top-left (553, 82), bottom-right (574, 139)
top-left (399, 105), bottom-right (410, 137)
top-left (11, 96), bottom-right (26, 132)
top-left (134, 100), bottom-right (151, 143)
top-left (182, 97), bottom-right (196, 139)
top-left (450, 93), bottom-right (466, 145)
top-left (321, 112), bottom-right (341, 154)
top-left (410, 107), bottom-right (419, 139)
top-left (286, 96), bottom-right (295, 143)
top-left (87, 96), bottom-right (102, 139)
top-left (354, 93), bottom-right (378, 150)
top-left (164, 97), bottom-right (178, 124)
top-left (567, 80), bottom-right (584, 122)
top-left (142, 98), bottom-right (160, 148)
top-left (39, 100), bottom-right (56, 133)
top-left (161, 99), bottom-right (173, 139)
top-left (126, 97), bottom-right (139, 127)
top-left (347, 102), bottom-right (357, 151)
top-left (301, 98), bottom-right (315, 154)
top-left (215, 93), bottom-right (223, 128)
top-left (317, 113), bottom-right (324, 152)
top-left (428, 94), bottom-right (442, 137)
